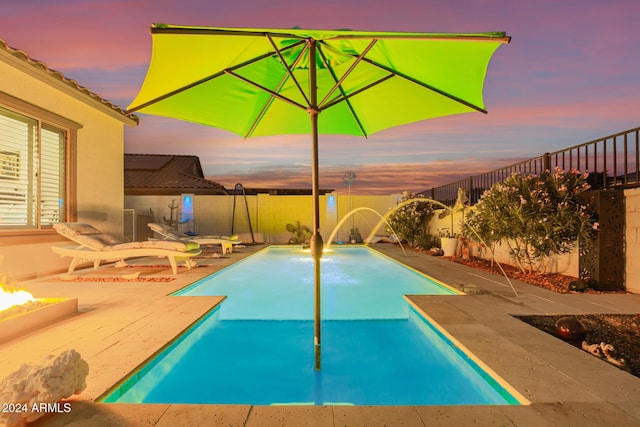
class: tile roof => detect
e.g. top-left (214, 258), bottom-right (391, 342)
top-left (124, 154), bottom-right (228, 195)
top-left (0, 37), bottom-right (138, 125)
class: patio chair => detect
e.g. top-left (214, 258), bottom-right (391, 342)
top-left (366, 234), bottom-right (400, 244)
top-left (51, 222), bottom-right (201, 274)
top-left (147, 223), bottom-right (242, 255)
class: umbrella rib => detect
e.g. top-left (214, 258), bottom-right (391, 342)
top-left (151, 25), bottom-right (309, 40)
top-left (316, 43), bottom-right (368, 138)
top-left (358, 57), bottom-right (488, 113)
top-left (266, 34), bottom-right (311, 107)
top-left (245, 39), bottom-right (309, 138)
top-left (317, 39), bottom-right (377, 109)
top-left (224, 70), bottom-right (308, 111)
top-left (128, 41), bottom-right (306, 113)
top-left (321, 74), bottom-right (395, 111)
top-left (243, 80), bottom-right (282, 139)
top-left (325, 33), bottom-right (511, 43)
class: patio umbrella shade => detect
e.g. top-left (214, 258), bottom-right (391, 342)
top-left (128, 24), bottom-right (510, 370)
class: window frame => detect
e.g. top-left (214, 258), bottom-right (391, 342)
top-left (0, 91), bottom-right (80, 244)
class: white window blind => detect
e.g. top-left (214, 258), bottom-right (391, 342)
top-left (0, 106), bottom-right (65, 229)
top-left (40, 124), bottom-right (65, 226)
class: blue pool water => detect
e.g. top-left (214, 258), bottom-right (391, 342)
top-left (102, 246), bottom-right (522, 405)
top-left (174, 246), bottom-right (457, 320)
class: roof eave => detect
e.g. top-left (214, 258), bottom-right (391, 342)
top-left (0, 38), bottom-right (139, 127)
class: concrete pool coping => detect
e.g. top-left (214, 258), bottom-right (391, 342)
top-left (2, 244), bottom-right (639, 426)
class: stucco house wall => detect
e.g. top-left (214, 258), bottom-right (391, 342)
top-left (625, 187), bottom-right (640, 294)
top-left (0, 38), bottom-right (136, 279)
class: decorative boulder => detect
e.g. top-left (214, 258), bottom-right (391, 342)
top-left (428, 247), bottom-right (444, 256)
top-left (555, 316), bottom-right (587, 341)
top-left (0, 349), bottom-right (89, 427)
top-left (568, 280), bottom-right (588, 292)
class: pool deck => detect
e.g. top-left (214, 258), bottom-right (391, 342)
top-left (2, 243), bottom-right (640, 426)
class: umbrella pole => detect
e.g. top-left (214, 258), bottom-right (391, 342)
top-left (310, 121), bottom-right (323, 371)
top-left (308, 38), bottom-right (324, 371)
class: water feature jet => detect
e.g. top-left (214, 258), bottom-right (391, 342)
top-left (325, 207), bottom-right (406, 256)
top-left (368, 197), bottom-right (520, 298)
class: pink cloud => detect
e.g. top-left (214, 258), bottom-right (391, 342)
top-left (207, 157), bottom-right (506, 195)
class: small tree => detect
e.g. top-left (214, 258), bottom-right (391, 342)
top-left (386, 191), bottom-right (435, 247)
top-left (462, 168), bottom-right (596, 274)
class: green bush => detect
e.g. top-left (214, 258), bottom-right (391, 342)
top-left (386, 191), bottom-right (435, 247)
top-left (286, 221), bottom-right (312, 244)
top-left (414, 233), bottom-right (441, 250)
top-left (462, 168), bottom-right (596, 274)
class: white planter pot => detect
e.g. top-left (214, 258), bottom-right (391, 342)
top-left (441, 237), bottom-right (458, 257)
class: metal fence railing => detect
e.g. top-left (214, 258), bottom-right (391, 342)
top-left (426, 126), bottom-right (640, 206)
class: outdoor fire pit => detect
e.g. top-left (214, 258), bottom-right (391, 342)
top-left (0, 283), bottom-right (78, 344)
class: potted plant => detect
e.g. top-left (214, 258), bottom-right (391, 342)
top-left (439, 228), bottom-right (458, 257)
top-left (438, 187), bottom-right (470, 257)
top-left (348, 227), bottom-right (363, 243)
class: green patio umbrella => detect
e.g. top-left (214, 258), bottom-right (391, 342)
top-left (127, 24), bottom-right (510, 370)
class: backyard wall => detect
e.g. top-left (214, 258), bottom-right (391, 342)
top-left (124, 193), bottom-right (400, 245)
top-left (427, 206), bottom-right (580, 277)
top-left (429, 189), bottom-right (640, 294)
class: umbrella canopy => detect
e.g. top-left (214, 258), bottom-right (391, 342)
top-left (128, 24), bottom-right (510, 370)
top-left (129, 25), bottom-right (509, 138)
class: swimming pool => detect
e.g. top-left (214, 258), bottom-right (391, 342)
top-left (101, 246), bottom-right (525, 405)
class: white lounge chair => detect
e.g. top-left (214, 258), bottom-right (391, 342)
top-left (51, 222), bottom-right (201, 274)
top-left (147, 223), bottom-right (242, 255)
top-left (366, 234), bottom-right (400, 244)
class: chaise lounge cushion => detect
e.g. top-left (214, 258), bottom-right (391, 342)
top-left (147, 222), bottom-right (239, 241)
top-left (138, 240), bottom-right (200, 251)
top-left (53, 222), bottom-right (199, 252)
top-left (54, 223), bottom-right (122, 251)
top-left (58, 223), bottom-right (103, 236)
top-left (52, 222), bottom-right (202, 275)
top-left (147, 223), bottom-right (185, 240)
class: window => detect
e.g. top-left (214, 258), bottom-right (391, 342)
top-left (0, 105), bottom-right (66, 229)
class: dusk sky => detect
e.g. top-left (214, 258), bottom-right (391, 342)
top-left (1, 0), bottom-right (638, 194)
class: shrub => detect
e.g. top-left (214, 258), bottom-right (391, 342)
top-left (386, 191), bottom-right (435, 247)
top-left (415, 233), bottom-right (441, 250)
top-left (462, 168), bottom-right (596, 274)
top-left (286, 221), bottom-right (312, 244)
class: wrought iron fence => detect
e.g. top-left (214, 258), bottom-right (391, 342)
top-left (427, 126), bottom-right (640, 206)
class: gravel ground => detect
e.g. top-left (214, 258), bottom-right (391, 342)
top-left (449, 256), bottom-right (624, 294)
top-left (515, 314), bottom-right (640, 378)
